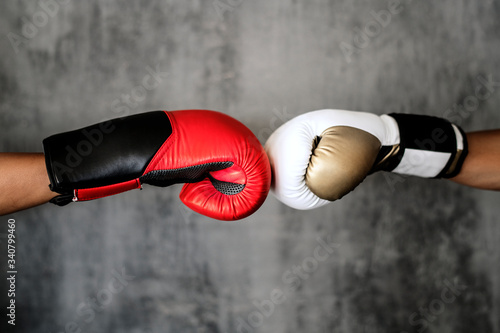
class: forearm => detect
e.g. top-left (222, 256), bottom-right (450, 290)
top-left (449, 130), bottom-right (500, 190)
top-left (0, 153), bottom-right (57, 215)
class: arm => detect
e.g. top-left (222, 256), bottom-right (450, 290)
top-left (1, 110), bottom-right (271, 220)
top-left (450, 130), bottom-right (500, 190)
top-left (0, 153), bottom-right (57, 215)
top-left (264, 110), bottom-right (499, 210)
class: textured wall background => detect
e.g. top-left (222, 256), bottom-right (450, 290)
top-left (1, 1), bottom-right (500, 332)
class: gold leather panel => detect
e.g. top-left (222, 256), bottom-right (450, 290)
top-left (306, 126), bottom-right (381, 201)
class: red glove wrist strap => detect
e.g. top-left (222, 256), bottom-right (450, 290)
top-left (74, 179), bottom-right (141, 202)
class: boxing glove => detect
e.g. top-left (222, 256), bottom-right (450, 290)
top-left (43, 110), bottom-right (271, 220)
top-left (265, 109), bottom-right (468, 210)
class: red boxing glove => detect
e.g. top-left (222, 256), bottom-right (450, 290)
top-left (43, 110), bottom-right (271, 220)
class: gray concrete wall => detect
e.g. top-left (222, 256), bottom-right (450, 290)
top-left (1, 1), bottom-right (499, 332)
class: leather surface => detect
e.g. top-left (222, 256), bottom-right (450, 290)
top-left (43, 111), bottom-right (171, 192)
top-left (265, 109), bottom-right (390, 210)
top-left (43, 110), bottom-right (271, 220)
top-left (387, 113), bottom-right (469, 178)
top-left (306, 126), bottom-right (381, 201)
top-left (160, 110), bottom-right (271, 220)
top-left (76, 179), bottom-right (141, 201)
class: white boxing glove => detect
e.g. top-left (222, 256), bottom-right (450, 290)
top-left (264, 110), bottom-right (468, 210)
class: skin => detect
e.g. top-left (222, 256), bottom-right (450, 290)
top-left (449, 130), bottom-right (500, 190)
top-left (0, 153), bottom-right (57, 215)
top-left (0, 130), bottom-right (498, 216)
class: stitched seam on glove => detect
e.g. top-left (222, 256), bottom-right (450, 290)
top-left (143, 110), bottom-right (177, 174)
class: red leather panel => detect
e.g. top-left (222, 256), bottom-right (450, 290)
top-left (144, 110), bottom-right (271, 220)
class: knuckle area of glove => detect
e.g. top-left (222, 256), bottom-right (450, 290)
top-left (305, 126), bottom-right (380, 201)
